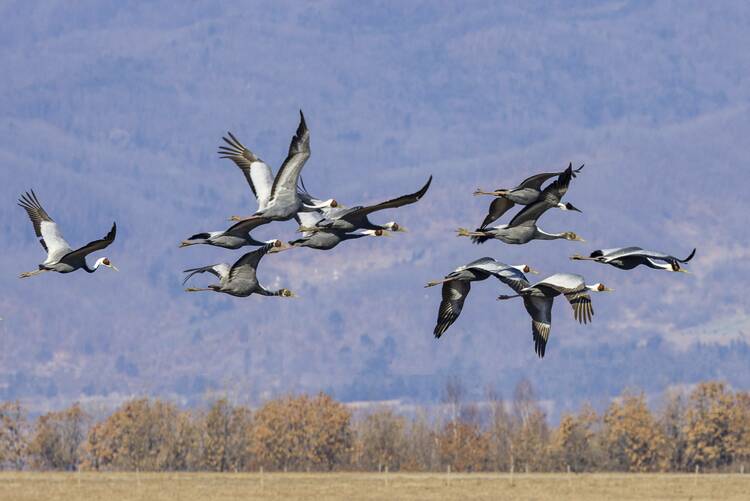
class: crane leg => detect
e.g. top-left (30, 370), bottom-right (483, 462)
top-left (497, 294), bottom-right (522, 300)
top-left (456, 228), bottom-right (486, 238)
top-left (228, 215), bottom-right (255, 222)
top-left (425, 277), bottom-right (452, 288)
top-left (473, 189), bottom-right (508, 196)
top-left (19, 269), bottom-right (48, 279)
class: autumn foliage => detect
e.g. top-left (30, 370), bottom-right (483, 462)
top-left (1, 381), bottom-right (749, 472)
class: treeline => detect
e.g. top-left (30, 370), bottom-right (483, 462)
top-left (0, 380), bottom-right (748, 473)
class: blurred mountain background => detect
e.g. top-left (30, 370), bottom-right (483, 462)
top-left (1, 1), bottom-right (748, 418)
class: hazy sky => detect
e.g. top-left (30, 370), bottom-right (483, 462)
top-left (1, 1), bottom-right (748, 414)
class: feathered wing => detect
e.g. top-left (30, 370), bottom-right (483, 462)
top-left (269, 110), bottom-right (311, 205)
top-left (494, 267), bottom-right (530, 293)
top-left (480, 197), bottom-right (515, 229)
top-left (531, 273), bottom-right (592, 325)
top-left (218, 132), bottom-right (274, 210)
top-left (61, 222), bottom-right (117, 264)
top-left (340, 176), bottom-right (432, 221)
top-left (508, 166), bottom-right (574, 227)
top-left (434, 280), bottom-right (470, 339)
top-left (523, 296), bottom-right (553, 358)
top-left (516, 163), bottom-right (583, 190)
top-left (18, 190), bottom-right (72, 261)
top-left (228, 242), bottom-right (275, 282)
top-left (516, 171), bottom-right (562, 191)
top-left (183, 263), bottom-right (231, 285)
top-left (224, 216), bottom-right (272, 237)
top-left (563, 289), bottom-right (594, 324)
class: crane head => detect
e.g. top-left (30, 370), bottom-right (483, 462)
top-left (97, 257), bottom-right (119, 272)
top-left (589, 283), bottom-right (614, 292)
top-left (384, 222), bottom-right (407, 232)
top-left (564, 232), bottom-right (585, 242)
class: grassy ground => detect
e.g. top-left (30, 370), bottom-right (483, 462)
top-left (1, 472), bottom-right (748, 501)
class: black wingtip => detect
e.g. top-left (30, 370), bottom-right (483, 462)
top-left (417, 175), bottom-right (433, 199)
top-left (682, 248), bottom-right (697, 263)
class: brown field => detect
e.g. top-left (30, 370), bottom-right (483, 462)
top-left (1, 472), bottom-right (748, 501)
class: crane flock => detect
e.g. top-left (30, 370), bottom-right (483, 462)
top-left (16, 109), bottom-right (695, 358)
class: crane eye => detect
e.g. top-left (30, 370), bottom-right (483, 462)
top-left (103, 258), bottom-right (110, 266)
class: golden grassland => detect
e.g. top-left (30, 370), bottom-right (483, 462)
top-left (0, 472), bottom-right (749, 501)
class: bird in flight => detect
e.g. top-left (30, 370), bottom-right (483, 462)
top-left (497, 272), bottom-right (613, 357)
top-left (570, 247), bottom-right (696, 272)
top-left (427, 258), bottom-right (538, 339)
top-left (474, 163), bottom-right (584, 228)
top-left (17, 190), bottom-right (118, 278)
top-left (183, 243), bottom-right (295, 298)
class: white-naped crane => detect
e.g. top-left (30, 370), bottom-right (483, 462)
top-left (474, 163), bottom-right (584, 228)
top-left (456, 219), bottom-right (584, 246)
top-left (571, 247), bottom-right (696, 272)
top-left (183, 243), bottom-right (295, 298)
top-left (497, 273), bottom-right (613, 358)
top-left (179, 217), bottom-right (281, 250)
top-left (426, 258), bottom-right (538, 339)
top-left (274, 211), bottom-right (387, 251)
top-left (297, 176), bottom-right (432, 234)
top-left (17, 190), bottom-right (118, 278)
top-left (502, 164), bottom-right (582, 228)
top-left (218, 110), bottom-right (337, 223)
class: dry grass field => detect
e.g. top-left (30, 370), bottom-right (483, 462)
top-left (1, 472), bottom-right (749, 501)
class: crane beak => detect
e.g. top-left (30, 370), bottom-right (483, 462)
top-left (395, 225), bottom-right (408, 233)
top-left (108, 263), bottom-right (119, 272)
top-left (603, 286), bottom-right (614, 292)
top-left (574, 236), bottom-right (586, 242)
top-left (179, 241), bottom-right (193, 248)
top-left (676, 268), bottom-right (691, 274)
top-left (527, 267), bottom-right (540, 275)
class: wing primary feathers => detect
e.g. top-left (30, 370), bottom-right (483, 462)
top-left (679, 248), bottom-right (696, 263)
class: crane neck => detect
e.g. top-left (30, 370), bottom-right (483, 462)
top-left (535, 227), bottom-right (566, 240)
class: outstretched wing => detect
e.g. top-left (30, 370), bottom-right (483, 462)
top-left (18, 190), bottom-right (72, 260)
top-left (224, 216), bottom-right (272, 237)
top-left (516, 163), bottom-right (583, 191)
top-left (228, 242), bottom-right (275, 282)
top-left (183, 263), bottom-right (231, 285)
top-left (508, 166), bottom-right (574, 227)
top-left (523, 296), bottom-right (553, 358)
top-left (434, 279), bottom-right (470, 339)
top-left (495, 267), bottom-right (531, 293)
top-left (61, 223), bottom-right (117, 263)
top-left (218, 132), bottom-right (274, 210)
top-left (340, 176), bottom-right (432, 221)
top-left (269, 110), bottom-right (311, 204)
top-left (532, 273), bottom-right (592, 324)
top-left (563, 288), bottom-right (593, 324)
top-left (480, 197), bottom-right (515, 229)
top-left (516, 172), bottom-right (562, 191)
